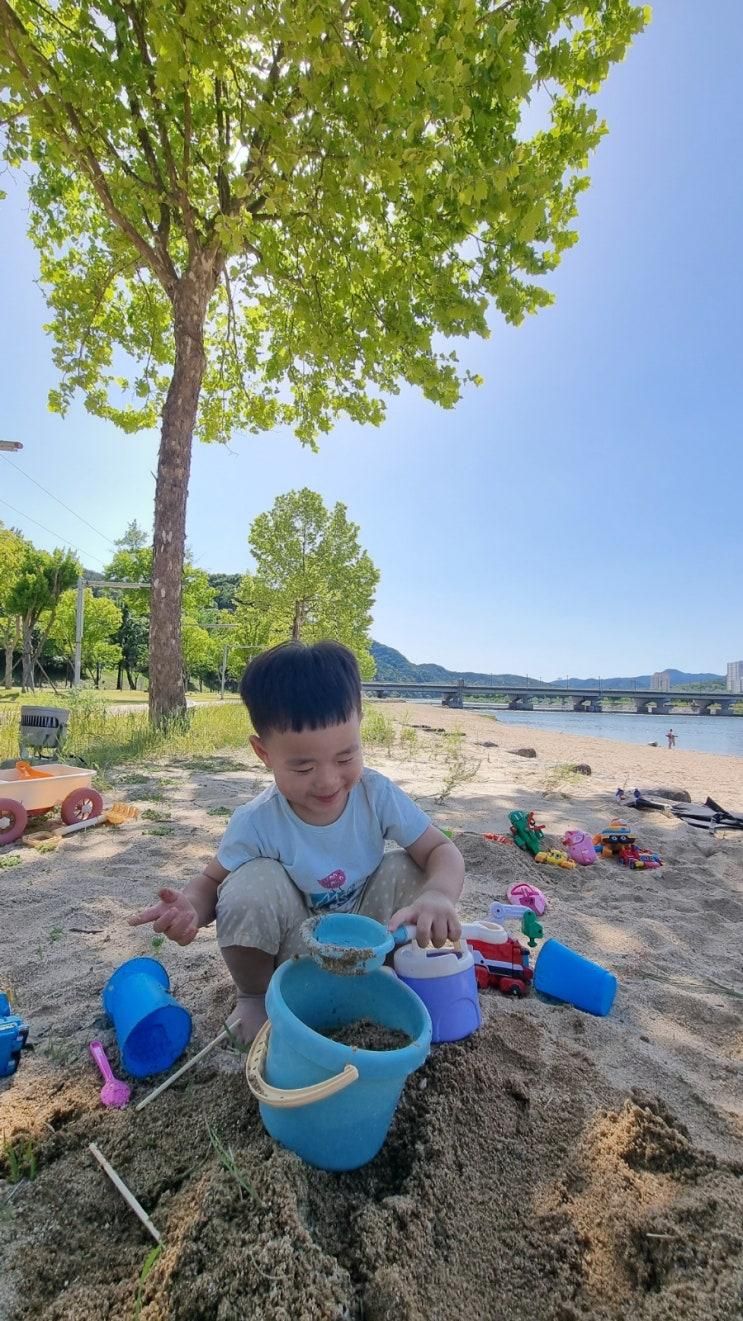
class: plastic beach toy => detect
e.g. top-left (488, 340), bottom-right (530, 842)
top-left (103, 957), bottom-right (192, 1078)
top-left (246, 957), bottom-right (431, 1170)
top-left (393, 938), bottom-right (481, 1042)
top-left (89, 1040), bottom-right (131, 1108)
top-left (533, 939), bottom-right (617, 1017)
top-left (562, 830), bottom-right (597, 866)
top-left (0, 992), bottom-right (29, 1079)
top-left (506, 881), bottom-right (549, 916)
top-left (301, 913), bottom-right (416, 976)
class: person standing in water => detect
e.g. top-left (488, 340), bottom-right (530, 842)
top-left (666, 728), bottom-right (677, 748)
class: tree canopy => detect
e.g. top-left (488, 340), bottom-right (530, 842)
top-left (0, 0), bottom-right (648, 718)
top-left (231, 487), bottom-right (378, 675)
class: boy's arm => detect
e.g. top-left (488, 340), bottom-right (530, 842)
top-left (129, 857), bottom-right (229, 945)
top-left (391, 825), bottom-right (465, 946)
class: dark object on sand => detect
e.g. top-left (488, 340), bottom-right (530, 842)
top-left (630, 790), bottom-right (743, 831)
top-left (648, 786), bottom-right (692, 803)
top-left (509, 747), bottom-right (537, 758)
top-left (568, 763), bottom-right (591, 776)
top-left (476, 740), bottom-right (498, 748)
top-left (647, 741), bottom-right (658, 747)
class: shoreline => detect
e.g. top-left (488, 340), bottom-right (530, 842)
top-left (373, 699), bottom-right (743, 810)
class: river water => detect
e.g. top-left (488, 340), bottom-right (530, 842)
top-left (467, 707), bottom-right (743, 758)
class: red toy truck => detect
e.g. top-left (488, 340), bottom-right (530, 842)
top-left (461, 922), bottom-right (533, 997)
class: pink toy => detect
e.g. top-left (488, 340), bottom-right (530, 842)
top-left (89, 1040), bottom-right (131, 1109)
top-left (562, 830), bottom-right (597, 866)
top-left (505, 881), bottom-right (549, 917)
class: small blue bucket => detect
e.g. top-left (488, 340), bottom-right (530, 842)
top-left (103, 957), bottom-right (192, 1078)
top-left (534, 939), bottom-right (617, 1017)
top-left (247, 958), bottom-right (431, 1170)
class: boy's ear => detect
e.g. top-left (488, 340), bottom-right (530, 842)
top-left (249, 734), bottom-right (271, 768)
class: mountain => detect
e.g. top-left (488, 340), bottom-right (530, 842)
top-left (371, 644), bottom-right (724, 690)
top-left (548, 669), bottom-right (725, 690)
top-left (370, 642), bottom-right (547, 687)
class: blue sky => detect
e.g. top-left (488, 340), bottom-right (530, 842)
top-left (1, 0), bottom-right (741, 679)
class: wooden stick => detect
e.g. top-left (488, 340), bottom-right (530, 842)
top-left (135, 1029), bottom-right (228, 1112)
top-left (88, 1142), bottom-right (161, 1244)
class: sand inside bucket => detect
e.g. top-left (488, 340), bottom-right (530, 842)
top-left (319, 1019), bottom-right (412, 1050)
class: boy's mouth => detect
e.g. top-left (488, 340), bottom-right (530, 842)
top-left (313, 790), bottom-right (342, 805)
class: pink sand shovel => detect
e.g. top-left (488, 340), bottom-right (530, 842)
top-left (89, 1040), bottom-right (131, 1109)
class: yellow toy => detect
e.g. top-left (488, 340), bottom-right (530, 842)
top-left (535, 848), bottom-right (576, 870)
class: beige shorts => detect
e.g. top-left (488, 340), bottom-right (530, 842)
top-left (216, 848), bottom-right (424, 963)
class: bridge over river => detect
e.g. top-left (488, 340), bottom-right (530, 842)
top-left (362, 681), bottom-right (740, 716)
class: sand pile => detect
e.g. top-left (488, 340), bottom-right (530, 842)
top-left (5, 1017), bottom-right (742, 1321)
top-left (1, 715), bottom-right (742, 1318)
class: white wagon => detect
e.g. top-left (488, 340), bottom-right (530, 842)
top-left (0, 764), bottom-right (103, 846)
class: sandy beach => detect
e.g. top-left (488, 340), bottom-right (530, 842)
top-left (1, 702), bottom-right (742, 1319)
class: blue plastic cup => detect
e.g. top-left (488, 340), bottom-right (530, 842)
top-left (534, 939), bottom-right (617, 1017)
top-left (103, 956), bottom-right (192, 1078)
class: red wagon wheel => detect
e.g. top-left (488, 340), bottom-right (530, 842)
top-left (60, 787), bottom-right (104, 826)
top-left (0, 798), bottom-right (28, 846)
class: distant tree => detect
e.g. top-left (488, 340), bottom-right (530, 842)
top-left (207, 574), bottom-right (242, 612)
top-left (115, 520), bottom-right (150, 552)
top-left (235, 488), bottom-right (378, 676)
top-left (0, 0), bottom-right (649, 722)
top-left (48, 588), bottom-right (122, 685)
top-left (7, 547), bottom-right (80, 689)
top-left (116, 603), bottom-right (149, 691)
top-left (0, 522), bottom-right (27, 687)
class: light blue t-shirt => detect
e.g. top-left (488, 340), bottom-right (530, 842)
top-left (217, 768), bottom-right (430, 911)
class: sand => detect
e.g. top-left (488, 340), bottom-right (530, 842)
top-left (1, 709), bottom-right (742, 1320)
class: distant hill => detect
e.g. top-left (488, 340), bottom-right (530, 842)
top-left (550, 669), bottom-right (725, 690)
top-left (370, 642), bottom-right (546, 687)
top-left (371, 643), bottom-right (724, 690)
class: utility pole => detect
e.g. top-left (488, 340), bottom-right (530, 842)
top-left (73, 576), bottom-right (85, 687)
top-left (220, 644), bottom-right (228, 700)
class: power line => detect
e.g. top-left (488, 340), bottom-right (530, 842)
top-left (0, 495), bottom-right (108, 568)
top-left (0, 453), bottom-right (118, 549)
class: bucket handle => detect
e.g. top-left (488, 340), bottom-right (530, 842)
top-left (245, 1021), bottom-right (359, 1109)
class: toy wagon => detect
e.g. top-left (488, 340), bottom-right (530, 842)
top-left (0, 764), bottom-right (103, 846)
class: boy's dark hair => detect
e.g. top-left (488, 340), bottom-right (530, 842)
top-left (239, 640), bottom-right (362, 736)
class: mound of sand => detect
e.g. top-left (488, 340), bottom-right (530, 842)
top-left (1, 715), bottom-right (742, 1319)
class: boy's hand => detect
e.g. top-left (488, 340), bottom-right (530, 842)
top-left (128, 888), bottom-right (200, 946)
top-left (389, 890), bottom-right (461, 949)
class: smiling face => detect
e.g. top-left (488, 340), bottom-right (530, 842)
top-left (250, 716), bottom-right (364, 825)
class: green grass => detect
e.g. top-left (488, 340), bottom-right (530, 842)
top-left (0, 694), bottom-right (252, 771)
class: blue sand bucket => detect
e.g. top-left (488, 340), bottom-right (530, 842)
top-left (246, 958), bottom-right (431, 1170)
top-left (534, 939), bottom-right (617, 1017)
top-left (301, 912), bottom-right (415, 975)
top-left (103, 957), bottom-right (192, 1078)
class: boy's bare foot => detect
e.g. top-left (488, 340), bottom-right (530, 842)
top-left (226, 992), bottom-right (268, 1047)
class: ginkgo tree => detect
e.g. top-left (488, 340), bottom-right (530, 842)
top-left (0, 0), bottom-right (648, 722)
top-left (233, 487), bottom-right (379, 675)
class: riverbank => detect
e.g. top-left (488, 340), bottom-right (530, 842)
top-left (1, 705), bottom-right (741, 1319)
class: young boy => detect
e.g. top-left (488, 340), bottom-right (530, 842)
top-left (130, 641), bottom-right (464, 1042)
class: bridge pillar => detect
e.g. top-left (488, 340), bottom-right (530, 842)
top-left (692, 700), bottom-right (712, 715)
top-left (508, 696), bottom-right (534, 711)
top-left (572, 696), bottom-right (599, 712)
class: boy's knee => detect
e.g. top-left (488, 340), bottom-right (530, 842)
top-left (216, 858), bottom-right (305, 952)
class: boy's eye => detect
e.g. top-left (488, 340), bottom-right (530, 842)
top-left (294, 767), bottom-right (313, 775)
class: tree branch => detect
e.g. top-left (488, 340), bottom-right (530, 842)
top-left (0, 0), bottom-right (176, 295)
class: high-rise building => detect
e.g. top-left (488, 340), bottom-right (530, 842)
top-left (726, 661), bottom-right (743, 693)
top-left (652, 671), bottom-right (671, 691)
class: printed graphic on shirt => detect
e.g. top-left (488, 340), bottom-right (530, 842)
top-left (317, 868), bottom-right (346, 890)
top-left (307, 878), bottom-right (365, 911)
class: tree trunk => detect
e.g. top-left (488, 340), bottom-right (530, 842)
top-left (21, 618), bottom-right (34, 691)
top-left (4, 639), bottom-right (14, 688)
top-left (149, 259), bottom-right (217, 726)
top-left (117, 660), bottom-right (124, 690)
